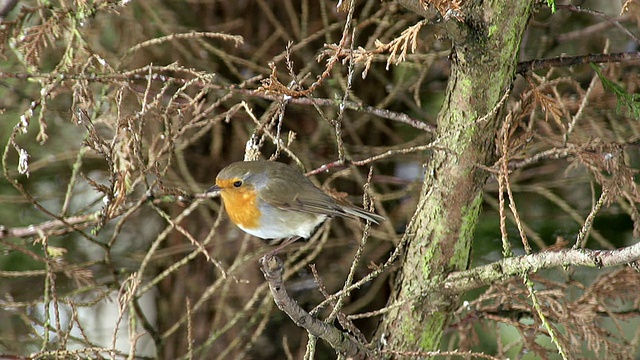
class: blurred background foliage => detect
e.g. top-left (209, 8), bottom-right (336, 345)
top-left (0, 0), bottom-right (639, 359)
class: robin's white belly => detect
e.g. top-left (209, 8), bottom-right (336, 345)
top-left (239, 210), bottom-right (327, 239)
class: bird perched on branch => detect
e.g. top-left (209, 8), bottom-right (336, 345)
top-left (208, 160), bottom-right (384, 248)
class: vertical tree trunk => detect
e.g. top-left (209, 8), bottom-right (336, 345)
top-left (375, 0), bottom-right (534, 353)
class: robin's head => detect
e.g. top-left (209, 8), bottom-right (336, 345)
top-left (208, 161), bottom-right (270, 194)
top-left (208, 161), bottom-right (274, 230)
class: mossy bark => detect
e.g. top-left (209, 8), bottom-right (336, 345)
top-left (375, 0), bottom-right (534, 354)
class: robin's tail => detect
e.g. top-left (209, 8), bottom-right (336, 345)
top-left (340, 206), bottom-right (385, 224)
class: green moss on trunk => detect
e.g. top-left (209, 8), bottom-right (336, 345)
top-left (375, 0), bottom-right (534, 356)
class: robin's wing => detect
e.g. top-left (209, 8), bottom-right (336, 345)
top-left (259, 175), bottom-right (383, 223)
top-left (260, 179), bottom-right (347, 217)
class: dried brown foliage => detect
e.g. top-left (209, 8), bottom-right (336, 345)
top-left (455, 268), bottom-right (640, 359)
top-left (0, 0), bottom-right (639, 359)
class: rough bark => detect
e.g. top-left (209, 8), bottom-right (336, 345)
top-left (375, 0), bottom-right (535, 354)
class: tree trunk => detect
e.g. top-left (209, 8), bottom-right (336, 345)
top-left (375, 0), bottom-right (535, 353)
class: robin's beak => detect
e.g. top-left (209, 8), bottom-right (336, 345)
top-left (207, 184), bottom-right (221, 193)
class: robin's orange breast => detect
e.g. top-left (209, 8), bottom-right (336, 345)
top-left (217, 179), bottom-right (261, 230)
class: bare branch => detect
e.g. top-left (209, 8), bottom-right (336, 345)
top-left (445, 241), bottom-right (640, 294)
top-left (259, 255), bottom-right (371, 359)
top-left (0, 212), bottom-right (101, 239)
top-left (517, 51), bottom-right (640, 74)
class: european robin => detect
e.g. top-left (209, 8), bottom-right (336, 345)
top-left (208, 160), bottom-right (384, 243)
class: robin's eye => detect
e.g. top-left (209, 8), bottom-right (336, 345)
top-left (233, 180), bottom-right (242, 188)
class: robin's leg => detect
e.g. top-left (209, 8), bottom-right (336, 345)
top-left (268, 236), bottom-right (302, 257)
